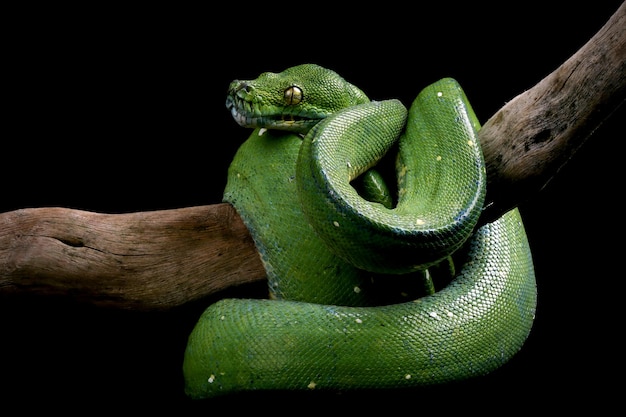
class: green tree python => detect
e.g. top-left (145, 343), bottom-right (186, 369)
top-left (183, 64), bottom-right (537, 399)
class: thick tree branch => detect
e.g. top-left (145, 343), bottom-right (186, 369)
top-left (479, 0), bottom-right (626, 222)
top-left (1, 2), bottom-right (624, 310)
top-left (0, 204), bottom-right (264, 310)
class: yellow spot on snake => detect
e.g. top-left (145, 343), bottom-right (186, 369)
top-left (415, 218), bottom-right (425, 225)
top-left (405, 374), bottom-right (412, 380)
top-left (436, 155), bottom-right (442, 161)
top-left (308, 381), bottom-right (317, 390)
top-left (355, 318), bottom-right (363, 324)
top-left (429, 311), bottom-right (439, 319)
top-left (208, 375), bottom-right (215, 383)
top-left (220, 315), bottom-right (225, 320)
top-left (333, 221), bottom-right (340, 227)
top-left (468, 140), bottom-right (474, 146)
top-left (258, 128), bottom-right (267, 136)
top-left (437, 91), bottom-right (443, 97)
top-left (353, 286), bottom-right (361, 293)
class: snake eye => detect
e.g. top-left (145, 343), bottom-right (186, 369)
top-left (284, 86), bottom-right (303, 106)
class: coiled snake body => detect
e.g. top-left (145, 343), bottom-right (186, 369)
top-left (183, 64), bottom-right (537, 399)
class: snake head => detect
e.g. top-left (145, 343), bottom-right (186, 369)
top-left (225, 63), bottom-right (370, 134)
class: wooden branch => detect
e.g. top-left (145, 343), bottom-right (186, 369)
top-left (479, 0), bottom-right (626, 222)
top-left (1, 2), bottom-right (624, 310)
top-left (0, 204), bottom-right (264, 310)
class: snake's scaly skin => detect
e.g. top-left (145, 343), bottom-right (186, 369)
top-left (183, 64), bottom-right (537, 399)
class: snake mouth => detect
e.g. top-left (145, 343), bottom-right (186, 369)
top-left (226, 96), bottom-right (321, 134)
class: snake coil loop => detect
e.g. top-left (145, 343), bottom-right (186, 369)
top-left (183, 64), bottom-right (537, 399)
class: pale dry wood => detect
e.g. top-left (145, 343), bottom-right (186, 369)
top-left (0, 204), bottom-right (264, 310)
top-left (1, 2), bottom-right (624, 310)
top-left (479, 0), bottom-right (626, 222)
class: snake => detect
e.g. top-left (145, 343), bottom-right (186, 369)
top-left (183, 64), bottom-right (537, 399)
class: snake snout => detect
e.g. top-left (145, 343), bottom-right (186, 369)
top-left (225, 81), bottom-right (251, 106)
top-left (228, 80), bottom-right (253, 96)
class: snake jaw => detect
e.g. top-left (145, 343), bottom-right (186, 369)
top-left (226, 93), bottom-right (324, 134)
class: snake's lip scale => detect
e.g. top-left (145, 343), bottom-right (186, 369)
top-left (226, 98), bottom-right (320, 133)
top-left (225, 95), bottom-right (245, 124)
top-left (227, 104), bottom-right (308, 131)
top-left (225, 94), bottom-right (271, 128)
top-left (227, 102), bottom-right (251, 128)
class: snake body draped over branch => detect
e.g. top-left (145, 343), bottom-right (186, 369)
top-left (183, 64), bottom-right (537, 399)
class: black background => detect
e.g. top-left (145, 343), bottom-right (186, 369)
top-left (2, 2), bottom-right (624, 412)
